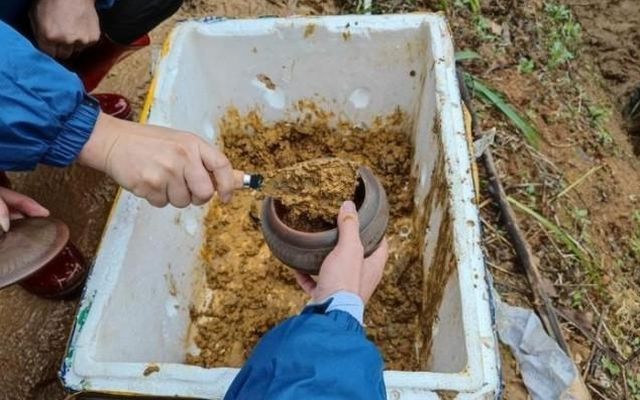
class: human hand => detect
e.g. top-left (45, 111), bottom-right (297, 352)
top-left (78, 112), bottom-right (237, 208)
top-left (0, 187), bottom-right (50, 233)
top-left (30, 0), bottom-right (100, 59)
top-left (295, 200), bottom-right (389, 305)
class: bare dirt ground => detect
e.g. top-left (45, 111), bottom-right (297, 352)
top-left (570, 0), bottom-right (640, 151)
top-left (1, 0), bottom-right (639, 399)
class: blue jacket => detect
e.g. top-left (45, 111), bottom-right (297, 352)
top-left (225, 303), bottom-right (387, 400)
top-left (0, 1), bottom-right (114, 171)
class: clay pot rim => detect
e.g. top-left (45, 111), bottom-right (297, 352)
top-left (263, 166), bottom-right (375, 249)
top-left (266, 198), bottom-right (342, 239)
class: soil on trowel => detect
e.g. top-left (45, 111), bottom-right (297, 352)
top-left (264, 157), bottom-right (359, 231)
top-left (188, 102), bottom-right (423, 370)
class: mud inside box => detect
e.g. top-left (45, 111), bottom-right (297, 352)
top-left (62, 17), bottom-right (497, 397)
top-left (187, 102), bottom-right (450, 371)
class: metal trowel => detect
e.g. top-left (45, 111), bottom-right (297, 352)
top-left (232, 157), bottom-right (350, 198)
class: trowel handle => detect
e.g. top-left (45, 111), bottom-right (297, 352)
top-left (232, 170), bottom-right (264, 190)
top-left (210, 170), bottom-right (263, 195)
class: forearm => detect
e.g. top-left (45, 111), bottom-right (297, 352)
top-left (77, 111), bottom-right (118, 173)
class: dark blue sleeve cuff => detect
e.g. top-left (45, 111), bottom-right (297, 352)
top-left (41, 95), bottom-right (100, 167)
top-left (95, 0), bottom-right (117, 10)
top-left (302, 301), bottom-right (365, 335)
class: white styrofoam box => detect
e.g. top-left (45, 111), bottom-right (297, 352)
top-left (61, 14), bottom-right (500, 399)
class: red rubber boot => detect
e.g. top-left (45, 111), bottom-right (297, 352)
top-left (92, 93), bottom-right (132, 120)
top-left (72, 34), bottom-right (151, 120)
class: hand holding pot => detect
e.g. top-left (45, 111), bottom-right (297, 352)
top-left (294, 200), bottom-right (389, 305)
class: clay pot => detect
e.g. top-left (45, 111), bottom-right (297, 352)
top-left (261, 166), bottom-right (389, 275)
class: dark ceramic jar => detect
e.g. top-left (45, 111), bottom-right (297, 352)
top-left (261, 166), bottom-right (389, 275)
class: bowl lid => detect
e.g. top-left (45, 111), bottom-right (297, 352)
top-left (0, 217), bottom-right (69, 290)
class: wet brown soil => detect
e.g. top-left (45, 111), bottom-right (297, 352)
top-left (264, 157), bottom-right (359, 231)
top-left (187, 104), bottom-right (423, 371)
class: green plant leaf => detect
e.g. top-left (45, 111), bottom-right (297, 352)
top-left (455, 50), bottom-right (481, 62)
top-left (508, 196), bottom-right (592, 269)
top-left (601, 356), bottom-right (621, 377)
top-left (518, 58), bottom-right (535, 74)
top-left (464, 73), bottom-right (541, 148)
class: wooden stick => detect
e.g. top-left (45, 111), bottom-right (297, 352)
top-left (586, 297), bottom-right (626, 359)
top-left (588, 384), bottom-right (615, 400)
top-left (624, 347), bottom-right (640, 365)
top-left (555, 307), bottom-right (625, 366)
top-left (622, 367), bottom-right (630, 400)
top-left (458, 75), bottom-right (570, 353)
top-left (486, 260), bottom-right (521, 277)
top-left (478, 198), bottom-right (492, 209)
top-left (583, 306), bottom-right (607, 380)
top-left (480, 217), bottom-right (512, 246)
top-left (484, 148), bottom-right (571, 353)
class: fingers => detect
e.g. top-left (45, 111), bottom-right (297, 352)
top-left (335, 201), bottom-right (363, 253)
top-left (199, 144), bottom-right (234, 203)
top-left (167, 164), bottom-right (191, 208)
top-left (294, 271), bottom-right (317, 296)
top-left (10, 212), bottom-right (25, 220)
top-left (91, 119), bottom-right (235, 208)
top-left (0, 197), bottom-right (9, 233)
top-left (72, 41), bottom-right (87, 56)
top-left (232, 170), bottom-right (246, 190)
top-left (365, 237), bottom-right (389, 268)
top-left (0, 188), bottom-right (50, 232)
top-left (38, 40), bottom-right (57, 58)
top-left (184, 161), bottom-right (214, 206)
top-left (56, 44), bottom-right (74, 60)
top-left (167, 184), bottom-right (192, 208)
top-left (0, 187), bottom-right (50, 218)
top-left (360, 237), bottom-right (388, 303)
top-left (72, 31), bottom-right (99, 56)
top-left (144, 182), bottom-right (169, 208)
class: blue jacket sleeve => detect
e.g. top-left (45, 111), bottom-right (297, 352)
top-left (224, 303), bottom-right (387, 400)
top-left (96, 0), bottom-right (117, 10)
top-left (0, 21), bottom-right (100, 171)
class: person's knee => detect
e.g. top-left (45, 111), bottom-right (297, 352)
top-left (100, 0), bottom-right (183, 44)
